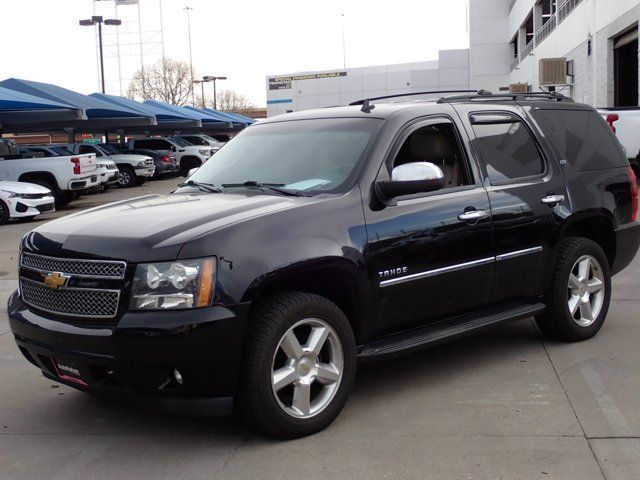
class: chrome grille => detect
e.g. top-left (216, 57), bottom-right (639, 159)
top-left (21, 253), bottom-right (126, 279)
top-left (20, 278), bottom-right (120, 319)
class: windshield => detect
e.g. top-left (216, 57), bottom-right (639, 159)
top-left (51, 146), bottom-right (74, 156)
top-left (99, 144), bottom-right (119, 155)
top-left (170, 137), bottom-right (193, 147)
top-left (187, 118), bottom-right (381, 194)
top-left (200, 134), bottom-right (223, 145)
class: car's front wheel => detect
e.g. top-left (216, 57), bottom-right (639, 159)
top-left (240, 292), bottom-right (356, 438)
top-left (536, 237), bottom-right (611, 341)
top-left (0, 200), bottom-right (9, 225)
top-left (117, 166), bottom-right (136, 188)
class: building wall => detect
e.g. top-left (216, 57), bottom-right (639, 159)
top-left (266, 49), bottom-right (470, 116)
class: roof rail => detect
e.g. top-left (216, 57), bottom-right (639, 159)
top-left (348, 90), bottom-right (492, 106)
top-left (437, 91), bottom-right (574, 103)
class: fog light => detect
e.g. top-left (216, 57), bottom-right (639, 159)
top-left (173, 369), bottom-right (183, 385)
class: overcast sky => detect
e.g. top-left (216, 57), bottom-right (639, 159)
top-left (1, 0), bottom-right (469, 107)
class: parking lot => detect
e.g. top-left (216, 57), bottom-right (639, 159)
top-left (0, 180), bottom-right (637, 479)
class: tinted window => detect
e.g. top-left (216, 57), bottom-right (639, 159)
top-left (51, 146), bottom-right (74, 156)
top-left (182, 136), bottom-right (204, 145)
top-left (78, 145), bottom-right (98, 155)
top-left (532, 109), bottom-right (627, 171)
top-left (134, 139), bottom-right (168, 150)
top-left (472, 119), bottom-right (544, 183)
top-left (170, 137), bottom-right (192, 147)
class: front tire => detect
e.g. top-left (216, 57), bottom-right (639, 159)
top-left (0, 200), bottom-right (9, 225)
top-left (536, 237), bottom-right (611, 341)
top-left (117, 166), bottom-right (136, 188)
top-left (240, 292), bottom-right (356, 439)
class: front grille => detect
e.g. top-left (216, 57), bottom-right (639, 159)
top-left (20, 278), bottom-right (120, 319)
top-left (21, 253), bottom-right (126, 278)
top-left (35, 203), bottom-right (55, 213)
top-left (145, 158), bottom-right (154, 166)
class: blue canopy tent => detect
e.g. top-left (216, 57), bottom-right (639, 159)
top-left (201, 107), bottom-right (254, 126)
top-left (91, 93), bottom-right (201, 132)
top-left (144, 100), bottom-right (230, 129)
top-left (220, 111), bottom-right (256, 124)
top-left (183, 106), bottom-right (235, 129)
top-left (0, 78), bottom-right (155, 137)
top-left (0, 86), bottom-right (85, 132)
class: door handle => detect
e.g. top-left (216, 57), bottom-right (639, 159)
top-left (458, 209), bottom-right (489, 222)
top-left (541, 194), bottom-right (565, 206)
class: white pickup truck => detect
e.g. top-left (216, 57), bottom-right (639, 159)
top-left (66, 143), bottom-right (155, 188)
top-left (598, 108), bottom-right (640, 175)
top-left (0, 140), bottom-right (98, 206)
top-left (127, 137), bottom-right (213, 176)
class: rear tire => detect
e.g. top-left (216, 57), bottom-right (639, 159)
top-left (240, 292), bottom-right (356, 439)
top-left (536, 237), bottom-right (611, 342)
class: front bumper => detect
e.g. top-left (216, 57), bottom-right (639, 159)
top-left (612, 221), bottom-right (640, 275)
top-left (10, 196), bottom-right (55, 218)
top-left (8, 290), bottom-right (250, 415)
top-left (155, 162), bottom-right (179, 175)
top-left (135, 166), bottom-right (156, 178)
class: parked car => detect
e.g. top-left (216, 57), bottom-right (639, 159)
top-left (598, 108), bottom-right (640, 176)
top-left (178, 134), bottom-right (225, 154)
top-left (8, 93), bottom-right (640, 439)
top-left (3, 141), bottom-right (99, 207)
top-left (0, 180), bottom-right (55, 224)
top-left (66, 143), bottom-right (155, 188)
top-left (105, 146), bottom-right (179, 178)
top-left (126, 137), bottom-right (213, 176)
top-left (95, 159), bottom-right (119, 189)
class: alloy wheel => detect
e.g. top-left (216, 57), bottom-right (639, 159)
top-left (271, 318), bottom-right (344, 419)
top-left (567, 254), bottom-right (605, 327)
top-left (118, 172), bottom-right (131, 186)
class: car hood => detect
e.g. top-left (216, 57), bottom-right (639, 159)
top-left (22, 192), bottom-right (311, 262)
top-left (0, 180), bottom-right (51, 194)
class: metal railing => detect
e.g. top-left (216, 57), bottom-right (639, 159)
top-left (535, 14), bottom-right (557, 45)
top-left (510, 55), bottom-right (520, 71)
top-left (558, 0), bottom-right (583, 23)
top-left (522, 40), bottom-right (535, 58)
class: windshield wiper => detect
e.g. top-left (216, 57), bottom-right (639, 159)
top-left (177, 180), bottom-right (223, 193)
top-left (221, 181), bottom-right (307, 197)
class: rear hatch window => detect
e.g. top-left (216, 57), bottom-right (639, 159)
top-left (532, 109), bottom-right (627, 171)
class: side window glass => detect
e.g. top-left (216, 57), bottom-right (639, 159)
top-left (78, 145), bottom-right (94, 155)
top-left (391, 122), bottom-right (471, 189)
top-left (471, 118), bottom-right (544, 183)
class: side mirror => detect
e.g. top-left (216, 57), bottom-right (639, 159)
top-left (375, 162), bottom-right (445, 202)
top-left (187, 167), bottom-right (199, 178)
top-left (171, 146), bottom-right (177, 152)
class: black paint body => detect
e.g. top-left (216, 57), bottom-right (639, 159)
top-left (9, 99), bottom-right (640, 412)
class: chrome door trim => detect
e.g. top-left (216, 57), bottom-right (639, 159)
top-left (379, 246), bottom-right (543, 287)
top-left (380, 256), bottom-right (495, 288)
top-left (495, 246), bottom-right (543, 262)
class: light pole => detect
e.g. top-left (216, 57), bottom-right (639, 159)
top-left (79, 16), bottom-right (122, 94)
top-left (193, 79), bottom-right (206, 108)
top-left (203, 76), bottom-right (227, 110)
top-left (183, 6), bottom-right (195, 106)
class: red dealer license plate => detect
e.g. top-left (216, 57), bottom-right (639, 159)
top-left (51, 357), bottom-right (88, 387)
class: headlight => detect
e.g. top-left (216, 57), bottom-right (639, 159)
top-left (9, 192), bottom-right (35, 198)
top-left (199, 149), bottom-right (210, 156)
top-left (137, 160), bottom-right (147, 167)
top-left (130, 258), bottom-right (216, 310)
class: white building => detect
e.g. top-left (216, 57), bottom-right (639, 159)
top-left (471, 0), bottom-right (640, 107)
top-left (267, 0), bottom-right (640, 115)
top-left (266, 50), bottom-right (470, 117)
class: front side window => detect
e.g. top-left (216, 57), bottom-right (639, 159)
top-left (187, 118), bottom-right (381, 194)
top-left (471, 117), bottom-right (544, 183)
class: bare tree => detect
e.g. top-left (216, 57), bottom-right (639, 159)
top-left (208, 89), bottom-right (255, 112)
top-left (127, 58), bottom-right (194, 106)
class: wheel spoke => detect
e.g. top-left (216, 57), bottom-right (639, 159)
top-left (306, 326), bottom-right (330, 355)
top-left (292, 382), bottom-right (311, 416)
top-left (568, 295), bottom-right (580, 316)
top-left (578, 258), bottom-right (591, 282)
top-left (580, 300), bottom-right (594, 321)
top-left (280, 330), bottom-right (303, 360)
top-left (315, 363), bottom-right (340, 385)
top-left (272, 366), bottom-right (297, 391)
top-left (587, 278), bottom-right (604, 293)
top-left (568, 274), bottom-right (581, 290)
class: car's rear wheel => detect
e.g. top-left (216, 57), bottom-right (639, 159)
top-left (240, 292), bottom-right (356, 438)
top-left (536, 237), bottom-right (611, 341)
top-left (0, 200), bottom-right (9, 225)
top-left (118, 166), bottom-right (136, 188)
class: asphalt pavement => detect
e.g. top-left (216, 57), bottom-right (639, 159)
top-left (1, 178), bottom-right (639, 479)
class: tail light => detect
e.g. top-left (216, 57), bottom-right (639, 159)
top-left (70, 157), bottom-right (81, 175)
top-left (161, 155), bottom-right (171, 163)
top-left (628, 165), bottom-right (638, 222)
top-left (606, 114), bottom-right (619, 133)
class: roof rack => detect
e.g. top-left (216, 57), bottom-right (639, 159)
top-left (437, 91), bottom-right (574, 103)
top-left (349, 90), bottom-right (492, 107)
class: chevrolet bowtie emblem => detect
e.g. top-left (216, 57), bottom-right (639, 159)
top-left (44, 272), bottom-right (70, 290)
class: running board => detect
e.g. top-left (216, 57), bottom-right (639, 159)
top-left (357, 301), bottom-right (545, 360)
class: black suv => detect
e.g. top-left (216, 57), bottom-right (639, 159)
top-left (8, 92), bottom-right (640, 439)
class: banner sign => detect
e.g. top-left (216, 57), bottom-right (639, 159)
top-left (268, 71), bottom-right (347, 90)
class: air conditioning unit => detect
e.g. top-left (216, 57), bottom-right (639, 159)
top-left (509, 83), bottom-right (529, 93)
top-left (539, 58), bottom-right (568, 85)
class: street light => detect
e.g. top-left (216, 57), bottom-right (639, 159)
top-left (193, 79), bottom-right (206, 108)
top-left (203, 76), bottom-right (227, 110)
top-left (79, 16), bottom-right (122, 94)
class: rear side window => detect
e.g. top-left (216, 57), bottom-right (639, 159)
top-left (532, 109), bottom-right (627, 171)
top-left (471, 117), bottom-right (545, 183)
